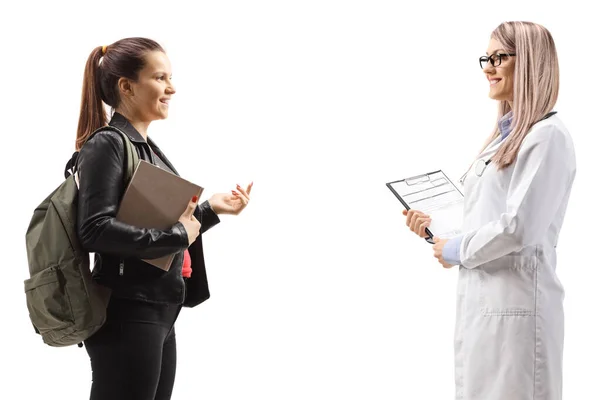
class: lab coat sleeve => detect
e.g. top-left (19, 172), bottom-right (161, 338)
top-left (460, 124), bottom-right (575, 269)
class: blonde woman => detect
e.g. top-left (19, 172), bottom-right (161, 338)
top-left (403, 22), bottom-right (575, 399)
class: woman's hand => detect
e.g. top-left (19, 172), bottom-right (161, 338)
top-left (402, 209), bottom-right (431, 238)
top-left (432, 237), bottom-right (454, 268)
top-left (178, 196), bottom-right (201, 245)
top-left (208, 182), bottom-right (253, 215)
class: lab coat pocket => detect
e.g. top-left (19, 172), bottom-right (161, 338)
top-left (478, 255), bottom-right (538, 317)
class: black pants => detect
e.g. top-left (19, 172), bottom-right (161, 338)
top-left (84, 297), bottom-right (182, 400)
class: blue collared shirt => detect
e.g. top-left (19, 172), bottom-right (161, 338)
top-left (498, 111), bottom-right (514, 140)
top-left (441, 111), bottom-right (513, 265)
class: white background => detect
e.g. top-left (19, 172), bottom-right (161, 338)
top-left (1, 1), bottom-right (598, 399)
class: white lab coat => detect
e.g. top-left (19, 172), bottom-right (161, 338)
top-left (454, 115), bottom-right (576, 400)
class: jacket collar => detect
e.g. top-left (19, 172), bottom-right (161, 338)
top-left (108, 112), bottom-right (148, 144)
top-left (107, 112), bottom-right (179, 174)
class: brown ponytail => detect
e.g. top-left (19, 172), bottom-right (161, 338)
top-left (76, 46), bottom-right (106, 150)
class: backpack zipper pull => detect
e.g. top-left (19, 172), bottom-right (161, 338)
top-left (119, 260), bottom-right (125, 276)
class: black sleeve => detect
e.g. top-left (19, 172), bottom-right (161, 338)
top-left (195, 200), bottom-right (220, 234)
top-left (76, 131), bottom-right (189, 259)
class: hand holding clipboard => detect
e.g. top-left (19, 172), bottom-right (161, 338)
top-left (387, 170), bottom-right (464, 244)
top-left (402, 208), bottom-right (435, 244)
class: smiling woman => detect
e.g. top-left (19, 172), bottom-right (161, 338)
top-left (403, 22), bottom-right (575, 400)
top-left (480, 22), bottom-right (560, 168)
top-left (76, 38), bottom-right (167, 149)
top-left (480, 48), bottom-right (516, 101)
top-left (69, 38), bottom-right (253, 400)
top-left (112, 51), bottom-right (175, 128)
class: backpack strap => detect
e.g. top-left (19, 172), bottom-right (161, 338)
top-left (64, 151), bottom-right (79, 179)
top-left (67, 126), bottom-right (140, 185)
top-left (99, 126), bottom-right (140, 184)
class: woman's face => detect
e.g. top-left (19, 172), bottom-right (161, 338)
top-left (125, 50), bottom-right (176, 121)
top-left (483, 38), bottom-right (515, 103)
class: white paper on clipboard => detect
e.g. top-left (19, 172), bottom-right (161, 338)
top-left (386, 170), bottom-right (463, 240)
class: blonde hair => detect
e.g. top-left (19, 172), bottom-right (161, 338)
top-left (480, 21), bottom-right (560, 169)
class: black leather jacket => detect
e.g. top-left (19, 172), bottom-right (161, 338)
top-left (76, 113), bottom-right (219, 307)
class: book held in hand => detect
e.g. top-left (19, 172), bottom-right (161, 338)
top-left (116, 160), bottom-right (203, 270)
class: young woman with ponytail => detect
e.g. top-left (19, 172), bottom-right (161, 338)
top-left (75, 38), bottom-right (252, 400)
top-left (403, 22), bottom-right (575, 399)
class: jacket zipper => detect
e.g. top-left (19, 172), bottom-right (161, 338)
top-left (183, 276), bottom-right (187, 303)
top-left (119, 259), bottom-right (125, 276)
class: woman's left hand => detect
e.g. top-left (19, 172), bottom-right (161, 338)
top-left (208, 182), bottom-right (253, 215)
top-left (432, 237), bottom-right (454, 268)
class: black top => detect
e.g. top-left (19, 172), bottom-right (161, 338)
top-left (75, 112), bottom-right (219, 307)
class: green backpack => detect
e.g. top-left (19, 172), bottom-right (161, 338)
top-left (24, 126), bottom-right (139, 347)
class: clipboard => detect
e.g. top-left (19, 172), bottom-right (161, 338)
top-left (386, 170), bottom-right (464, 244)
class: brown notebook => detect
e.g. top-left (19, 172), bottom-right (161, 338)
top-left (116, 160), bottom-right (204, 270)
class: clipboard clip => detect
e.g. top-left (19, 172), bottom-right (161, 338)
top-left (405, 173), bottom-right (431, 186)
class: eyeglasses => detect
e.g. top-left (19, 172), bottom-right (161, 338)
top-left (479, 53), bottom-right (516, 69)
